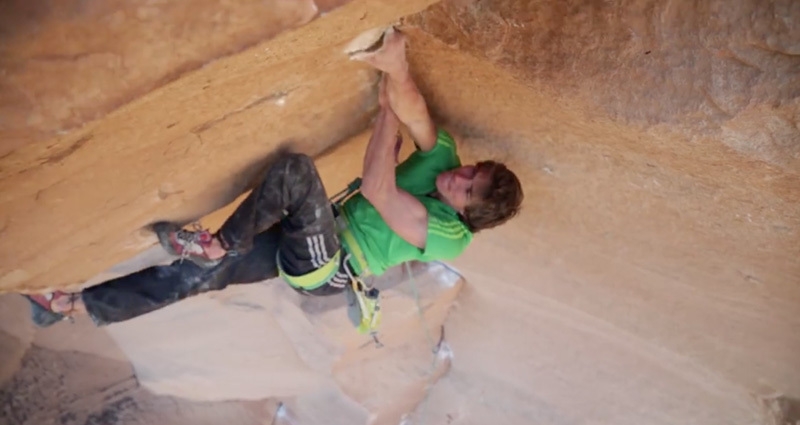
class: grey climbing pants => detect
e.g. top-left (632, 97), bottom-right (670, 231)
top-left (81, 153), bottom-right (356, 326)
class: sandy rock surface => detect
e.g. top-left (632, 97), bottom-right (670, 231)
top-left (1, 0), bottom-right (798, 424)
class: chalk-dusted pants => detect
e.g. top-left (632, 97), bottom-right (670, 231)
top-left (80, 153), bottom-right (354, 326)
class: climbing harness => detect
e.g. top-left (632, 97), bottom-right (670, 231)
top-left (346, 272), bottom-right (383, 346)
top-left (329, 177), bottom-right (362, 213)
top-left (329, 178), bottom-right (384, 344)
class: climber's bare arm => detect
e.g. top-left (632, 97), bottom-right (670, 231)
top-left (384, 71), bottom-right (437, 152)
top-left (353, 28), bottom-right (437, 152)
top-left (361, 106), bottom-right (428, 249)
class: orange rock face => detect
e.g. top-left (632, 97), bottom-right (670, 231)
top-left (0, 0), bottom-right (798, 424)
top-left (407, 0), bottom-right (800, 170)
top-left (0, 0), bottom-right (437, 292)
top-left (0, 0), bottom-right (326, 154)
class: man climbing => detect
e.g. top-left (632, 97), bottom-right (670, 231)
top-left (28, 27), bottom-right (523, 328)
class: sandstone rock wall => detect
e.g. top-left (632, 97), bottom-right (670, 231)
top-left (0, 0), bottom-right (437, 292)
top-left (0, 1), bottom-right (798, 424)
top-left (407, 0), bottom-right (800, 171)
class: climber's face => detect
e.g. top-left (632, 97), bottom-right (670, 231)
top-left (435, 165), bottom-right (490, 214)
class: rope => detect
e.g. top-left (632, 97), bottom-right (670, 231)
top-left (269, 402), bottom-right (283, 425)
top-left (403, 261), bottom-right (447, 425)
top-left (405, 262), bottom-right (438, 355)
top-left (333, 179), bottom-right (445, 423)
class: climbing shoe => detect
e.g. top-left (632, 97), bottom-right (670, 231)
top-left (153, 221), bottom-right (223, 268)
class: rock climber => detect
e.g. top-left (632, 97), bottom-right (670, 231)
top-left (27, 27), bottom-right (524, 329)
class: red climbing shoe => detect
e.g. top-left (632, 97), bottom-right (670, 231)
top-left (153, 221), bottom-right (224, 268)
top-left (26, 291), bottom-right (80, 327)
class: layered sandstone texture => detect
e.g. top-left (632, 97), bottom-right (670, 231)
top-left (1, 0), bottom-right (798, 425)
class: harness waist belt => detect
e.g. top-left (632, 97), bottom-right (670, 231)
top-left (277, 250), bottom-right (341, 291)
top-left (277, 213), bottom-right (369, 290)
top-left (336, 214), bottom-right (370, 277)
